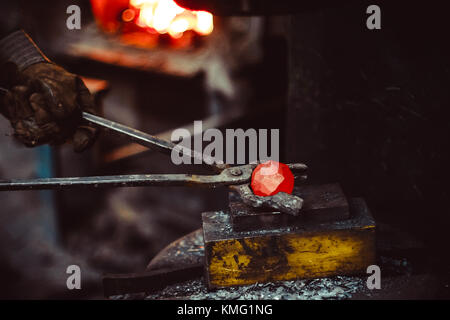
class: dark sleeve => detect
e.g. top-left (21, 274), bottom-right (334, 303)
top-left (0, 1), bottom-right (21, 39)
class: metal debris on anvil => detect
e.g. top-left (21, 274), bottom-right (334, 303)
top-left (230, 184), bottom-right (304, 216)
top-left (142, 276), bottom-right (365, 300)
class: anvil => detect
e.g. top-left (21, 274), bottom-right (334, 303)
top-left (202, 185), bottom-right (376, 289)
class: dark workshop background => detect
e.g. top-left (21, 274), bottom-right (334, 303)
top-left (0, 0), bottom-right (449, 298)
top-left (287, 1), bottom-right (450, 298)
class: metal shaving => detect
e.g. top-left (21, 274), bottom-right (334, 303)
top-left (145, 276), bottom-right (364, 300)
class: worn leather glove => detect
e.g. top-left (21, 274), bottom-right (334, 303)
top-left (0, 30), bottom-right (98, 152)
top-left (0, 63), bottom-right (98, 152)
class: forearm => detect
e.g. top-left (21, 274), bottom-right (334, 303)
top-left (0, 30), bottom-right (50, 71)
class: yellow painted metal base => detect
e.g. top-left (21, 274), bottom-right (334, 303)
top-left (203, 198), bottom-right (375, 289)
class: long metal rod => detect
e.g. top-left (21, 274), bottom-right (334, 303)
top-left (83, 112), bottom-right (176, 156)
top-left (0, 171), bottom-right (249, 191)
top-left (82, 112), bottom-right (226, 171)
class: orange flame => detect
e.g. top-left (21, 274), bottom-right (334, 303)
top-left (130, 0), bottom-right (213, 38)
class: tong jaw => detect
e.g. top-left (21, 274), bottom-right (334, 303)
top-left (230, 184), bottom-right (303, 216)
top-left (229, 163), bottom-right (308, 216)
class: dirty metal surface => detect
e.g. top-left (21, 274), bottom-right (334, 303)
top-left (203, 198), bottom-right (375, 289)
top-left (147, 230), bottom-right (205, 271)
top-left (230, 183), bottom-right (350, 232)
top-left (142, 230), bottom-right (366, 300)
top-left (113, 217), bottom-right (438, 300)
top-left (205, 198), bottom-right (373, 242)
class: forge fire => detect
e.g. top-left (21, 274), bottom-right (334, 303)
top-left (90, 0), bottom-right (213, 47)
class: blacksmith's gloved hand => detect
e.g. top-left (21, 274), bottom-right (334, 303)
top-left (0, 30), bottom-right (98, 152)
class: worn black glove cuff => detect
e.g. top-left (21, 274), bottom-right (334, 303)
top-left (0, 30), bottom-right (50, 71)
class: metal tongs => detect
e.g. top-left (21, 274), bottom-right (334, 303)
top-left (0, 112), bottom-right (308, 215)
